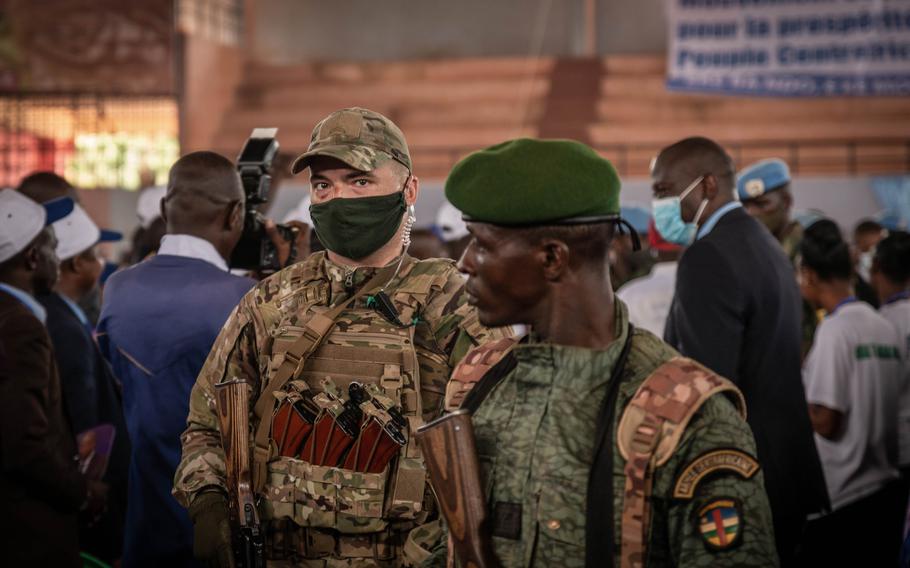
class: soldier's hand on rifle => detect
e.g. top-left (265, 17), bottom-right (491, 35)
top-left (189, 490), bottom-right (235, 568)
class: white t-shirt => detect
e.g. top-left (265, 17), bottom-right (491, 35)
top-left (803, 300), bottom-right (902, 510)
top-left (879, 296), bottom-right (910, 468)
top-left (616, 262), bottom-right (677, 337)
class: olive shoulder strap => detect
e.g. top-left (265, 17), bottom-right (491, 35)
top-left (446, 336), bottom-right (519, 412)
top-left (610, 356), bottom-right (746, 568)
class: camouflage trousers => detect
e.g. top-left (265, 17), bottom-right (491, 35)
top-left (264, 520), bottom-right (422, 568)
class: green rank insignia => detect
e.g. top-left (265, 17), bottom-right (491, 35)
top-left (696, 498), bottom-right (743, 551)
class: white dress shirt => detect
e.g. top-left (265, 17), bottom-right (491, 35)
top-left (616, 262), bottom-right (678, 337)
top-left (157, 234), bottom-right (228, 271)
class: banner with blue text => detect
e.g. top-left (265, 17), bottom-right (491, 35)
top-left (667, 0), bottom-right (910, 96)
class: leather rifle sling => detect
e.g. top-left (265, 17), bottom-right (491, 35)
top-left (250, 261), bottom-right (404, 492)
top-left (586, 323), bottom-right (634, 568)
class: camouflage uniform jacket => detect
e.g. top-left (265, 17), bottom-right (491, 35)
top-left (425, 301), bottom-right (778, 567)
top-left (173, 252), bottom-right (506, 544)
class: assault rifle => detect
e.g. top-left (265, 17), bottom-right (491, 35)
top-left (215, 379), bottom-right (266, 568)
top-left (415, 409), bottom-right (500, 568)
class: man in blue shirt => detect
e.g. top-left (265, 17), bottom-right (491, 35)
top-left (652, 137), bottom-right (829, 566)
top-left (98, 152), bottom-right (256, 567)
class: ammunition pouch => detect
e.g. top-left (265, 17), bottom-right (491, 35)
top-left (259, 338), bottom-right (428, 536)
top-left (253, 258), bottom-right (440, 544)
top-left (262, 457), bottom-right (390, 532)
top-left (264, 518), bottom-right (410, 562)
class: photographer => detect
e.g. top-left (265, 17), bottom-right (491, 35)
top-left (97, 151), bottom-right (302, 567)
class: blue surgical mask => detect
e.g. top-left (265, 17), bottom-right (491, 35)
top-left (652, 176), bottom-right (709, 245)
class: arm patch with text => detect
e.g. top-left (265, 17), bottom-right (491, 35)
top-left (673, 448), bottom-right (760, 500)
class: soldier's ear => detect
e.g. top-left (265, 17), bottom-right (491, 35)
top-left (539, 239), bottom-right (570, 281)
top-left (403, 174), bottom-right (419, 206)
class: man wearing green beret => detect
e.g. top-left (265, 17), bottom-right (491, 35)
top-left (419, 138), bottom-right (778, 567)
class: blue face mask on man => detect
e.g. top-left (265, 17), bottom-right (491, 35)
top-left (652, 175), bottom-right (710, 245)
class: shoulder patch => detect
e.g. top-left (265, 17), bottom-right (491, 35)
top-left (696, 498), bottom-right (743, 551)
top-left (673, 449), bottom-right (760, 500)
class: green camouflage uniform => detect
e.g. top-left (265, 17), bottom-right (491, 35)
top-left (173, 251), bottom-right (507, 567)
top-left (422, 301), bottom-right (778, 567)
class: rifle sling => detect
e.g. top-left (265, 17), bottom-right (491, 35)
top-left (250, 260), bottom-right (403, 492)
top-left (586, 323), bottom-right (634, 568)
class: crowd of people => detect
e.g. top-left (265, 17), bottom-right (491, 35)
top-left (0, 106), bottom-right (908, 568)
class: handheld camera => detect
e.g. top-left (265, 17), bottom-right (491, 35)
top-left (229, 128), bottom-right (295, 274)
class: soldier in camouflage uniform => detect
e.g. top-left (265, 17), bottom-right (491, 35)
top-left (414, 138), bottom-right (778, 567)
top-left (737, 158), bottom-right (817, 360)
top-left (173, 108), bottom-right (507, 567)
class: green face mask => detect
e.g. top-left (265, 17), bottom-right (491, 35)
top-left (309, 190), bottom-right (407, 260)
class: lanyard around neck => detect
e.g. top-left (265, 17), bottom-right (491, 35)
top-left (828, 296), bottom-right (858, 317)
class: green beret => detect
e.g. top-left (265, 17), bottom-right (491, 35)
top-left (445, 138), bottom-right (621, 226)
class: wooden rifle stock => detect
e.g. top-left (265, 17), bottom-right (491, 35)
top-left (215, 380), bottom-right (266, 568)
top-left (416, 409), bottom-right (500, 568)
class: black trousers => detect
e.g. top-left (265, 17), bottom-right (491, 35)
top-left (798, 479), bottom-right (905, 568)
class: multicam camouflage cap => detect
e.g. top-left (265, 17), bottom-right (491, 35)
top-left (290, 107), bottom-right (412, 175)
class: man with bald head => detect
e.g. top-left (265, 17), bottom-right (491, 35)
top-left (97, 151), bottom-right (257, 567)
top-left (652, 137), bottom-right (829, 565)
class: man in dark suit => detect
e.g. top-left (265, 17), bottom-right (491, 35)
top-left (39, 202), bottom-right (130, 565)
top-left (0, 190), bottom-right (104, 566)
top-left (653, 137), bottom-right (830, 565)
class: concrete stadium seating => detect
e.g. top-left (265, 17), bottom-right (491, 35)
top-left (209, 55), bottom-right (910, 179)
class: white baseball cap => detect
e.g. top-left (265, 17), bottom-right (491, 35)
top-left (53, 203), bottom-right (123, 260)
top-left (0, 189), bottom-right (74, 263)
top-left (137, 185), bottom-right (167, 229)
top-left (435, 201), bottom-right (469, 242)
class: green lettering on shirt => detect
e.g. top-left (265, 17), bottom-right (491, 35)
top-left (854, 344), bottom-right (900, 361)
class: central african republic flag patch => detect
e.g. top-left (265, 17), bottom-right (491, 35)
top-left (696, 498), bottom-right (742, 550)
